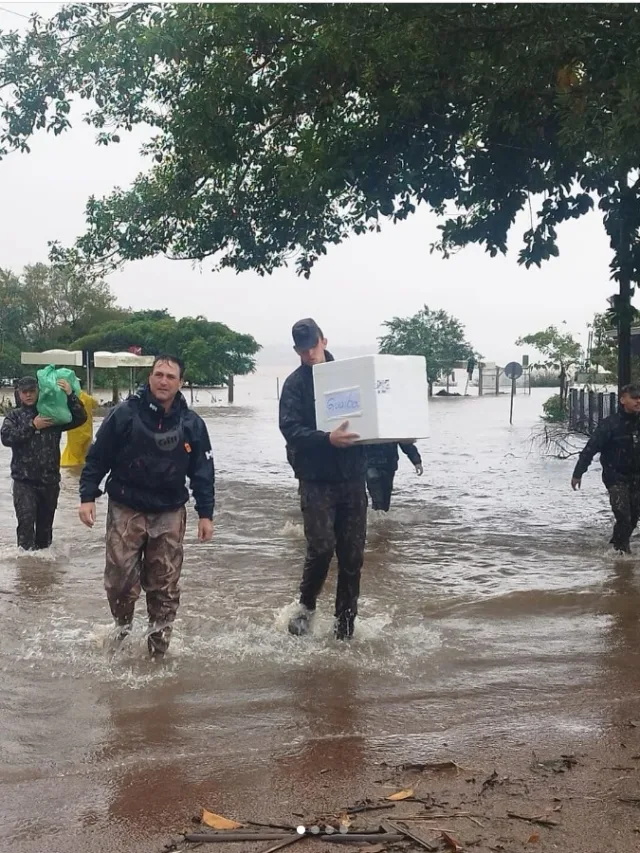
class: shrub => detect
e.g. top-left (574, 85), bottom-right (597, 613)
top-left (542, 393), bottom-right (567, 423)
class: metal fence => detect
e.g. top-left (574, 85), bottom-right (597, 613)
top-left (568, 388), bottom-right (617, 435)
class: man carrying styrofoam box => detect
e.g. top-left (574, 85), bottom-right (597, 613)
top-left (313, 352), bottom-right (430, 443)
top-left (314, 352), bottom-right (429, 514)
top-left (279, 318), bottom-right (429, 642)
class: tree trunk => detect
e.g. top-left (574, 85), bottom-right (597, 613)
top-left (111, 370), bottom-right (119, 405)
top-left (606, 172), bottom-right (635, 395)
top-left (618, 271), bottom-right (632, 391)
top-left (559, 367), bottom-right (566, 407)
top-left (428, 380), bottom-right (433, 397)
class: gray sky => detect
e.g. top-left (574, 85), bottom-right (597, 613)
top-left (0, 3), bottom-right (626, 365)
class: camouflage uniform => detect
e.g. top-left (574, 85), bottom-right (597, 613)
top-left (12, 480), bottom-right (60, 551)
top-left (573, 407), bottom-right (640, 551)
top-left (1, 393), bottom-right (87, 550)
top-left (279, 348), bottom-right (367, 636)
top-left (299, 480), bottom-right (367, 623)
top-left (105, 501), bottom-right (187, 655)
top-left (608, 482), bottom-right (640, 552)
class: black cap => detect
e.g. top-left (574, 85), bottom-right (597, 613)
top-left (292, 318), bottom-right (323, 350)
top-left (17, 376), bottom-right (37, 391)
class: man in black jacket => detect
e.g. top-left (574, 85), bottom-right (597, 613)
top-left (366, 442), bottom-right (423, 512)
top-left (279, 319), bottom-right (366, 640)
top-left (79, 355), bottom-right (214, 657)
top-left (572, 383), bottom-right (640, 553)
top-left (1, 375), bottom-right (87, 550)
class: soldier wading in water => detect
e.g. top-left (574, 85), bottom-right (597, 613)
top-left (279, 319), bottom-right (367, 641)
top-left (1, 375), bottom-right (86, 551)
top-left (79, 355), bottom-right (215, 657)
top-left (572, 383), bottom-right (640, 554)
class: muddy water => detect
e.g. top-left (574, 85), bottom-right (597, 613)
top-left (2, 374), bottom-right (640, 852)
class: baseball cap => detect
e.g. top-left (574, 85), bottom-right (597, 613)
top-left (17, 376), bottom-right (37, 391)
top-left (292, 318), bottom-right (323, 350)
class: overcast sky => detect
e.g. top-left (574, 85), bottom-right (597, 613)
top-left (0, 3), bottom-right (628, 365)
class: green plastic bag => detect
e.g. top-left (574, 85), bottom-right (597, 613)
top-left (36, 365), bottom-right (81, 425)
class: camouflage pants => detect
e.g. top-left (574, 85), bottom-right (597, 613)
top-left (366, 467), bottom-right (395, 512)
top-left (299, 480), bottom-right (367, 619)
top-left (608, 482), bottom-right (640, 549)
top-left (13, 480), bottom-right (60, 551)
top-left (105, 501), bottom-right (187, 654)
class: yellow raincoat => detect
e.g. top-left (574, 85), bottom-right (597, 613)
top-left (60, 391), bottom-right (98, 467)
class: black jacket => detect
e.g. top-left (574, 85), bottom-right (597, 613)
top-left (79, 387), bottom-right (215, 518)
top-left (1, 394), bottom-right (87, 485)
top-left (366, 442), bottom-right (422, 472)
top-left (279, 352), bottom-right (366, 483)
top-left (573, 409), bottom-right (640, 487)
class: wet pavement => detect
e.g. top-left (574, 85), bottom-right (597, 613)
top-left (2, 373), bottom-right (640, 852)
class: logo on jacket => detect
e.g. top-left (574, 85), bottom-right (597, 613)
top-left (155, 428), bottom-right (181, 452)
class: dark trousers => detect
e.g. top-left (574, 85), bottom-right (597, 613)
top-left (366, 466), bottom-right (395, 512)
top-left (608, 482), bottom-right (640, 548)
top-left (13, 480), bottom-right (60, 551)
top-left (299, 480), bottom-right (367, 619)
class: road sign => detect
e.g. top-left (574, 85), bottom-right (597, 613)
top-left (504, 361), bottom-right (523, 380)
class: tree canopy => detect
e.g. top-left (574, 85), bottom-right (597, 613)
top-left (516, 325), bottom-right (582, 405)
top-left (379, 305), bottom-right (474, 391)
top-left (0, 262), bottom-right (123, 378)
top-left (2, 2), bottom-right (640, 295)
top-left (72, 309), bottom-right (261, 386)
top-left (0, 266), bottom-right (260, 385)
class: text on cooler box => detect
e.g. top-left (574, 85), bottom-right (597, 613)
top-left (324, 386), bottom-right (362, 421)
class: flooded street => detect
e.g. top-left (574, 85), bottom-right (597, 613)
top-left (2, 372), bottom-right (640, 853)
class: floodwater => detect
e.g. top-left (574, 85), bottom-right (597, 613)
top-left (2, 372), bottom-right (640, 853)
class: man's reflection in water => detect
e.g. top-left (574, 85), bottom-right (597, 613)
top-left (602, 559), bottom-right (640, 728)
top-left (273, 666), bottom-right (368, 815)
top-left (99, 682), bottom-right (194, 835)
top-left (15, 552), bottom-right (64, 600)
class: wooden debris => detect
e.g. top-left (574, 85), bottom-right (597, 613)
top-left (346, 803), bottom-right (394, 815)
top-left (401, 813), bottom-right (484, 828)
top-left (618, 796), bottom-right (640, 806)
top-left (382, 819), bottom-right (438, 852)
top-left (506, 812), bottom-right (560, 828)
top-left (184, 831), bottom-right (405, 844)
top-left (260, 837), bottom-right (304, 853)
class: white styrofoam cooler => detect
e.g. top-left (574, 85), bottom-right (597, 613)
top-left (313, 354), bottom-right (429, 443)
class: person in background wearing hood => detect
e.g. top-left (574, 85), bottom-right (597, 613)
top-left (78, 355), bottom-right (215, 657)
top-left (61, 381), bottom-right (99, 468)
top-left (1, 375), bottom-right (87, 550)
top-left (572, 383), bottom-right (640, 554)
top-left (366, 442), bottom-right (423, 512)
top-left (279, 319), bottom-right (367, 641)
